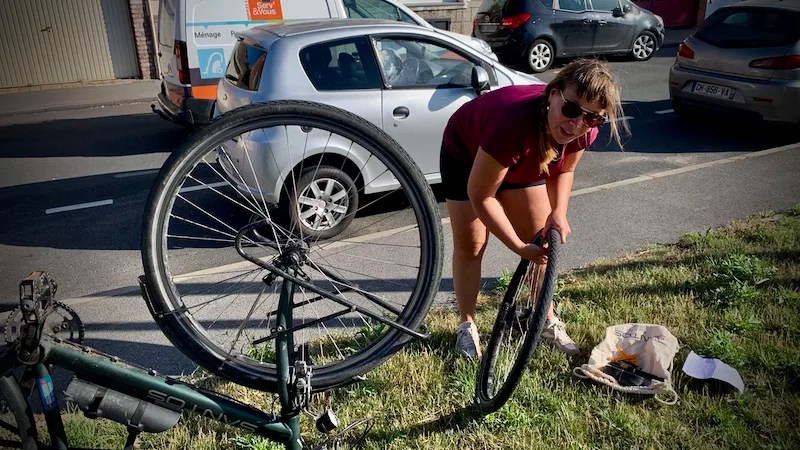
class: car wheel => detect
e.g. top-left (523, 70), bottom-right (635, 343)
top-left (526, 39), bottom-right (554, 73)
top-left (283, 165), bottom-right (358, 240)
top-left (631, 31), bottom-right (657, 61)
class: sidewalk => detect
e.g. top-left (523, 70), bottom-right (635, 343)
top-left (0, 79), bottom-right (161, 117)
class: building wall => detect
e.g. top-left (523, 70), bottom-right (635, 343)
top-left (407, 1), bottom-right (480, 35)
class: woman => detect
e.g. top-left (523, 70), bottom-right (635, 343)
top-left (440, 59), bottom-right (627, 359)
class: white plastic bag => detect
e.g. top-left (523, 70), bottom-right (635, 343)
top-left (573, 323), bottom-right (680, 405)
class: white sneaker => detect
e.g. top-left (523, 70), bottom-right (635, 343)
top-left (455, 321), bottom-right (482, 360)
top-left (540, 317), bottom-right (580, 356)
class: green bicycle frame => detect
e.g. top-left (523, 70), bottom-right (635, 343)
top-left (2, 271), bottom-right (303, 450)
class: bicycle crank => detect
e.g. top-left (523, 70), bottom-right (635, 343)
top-left (4, 301), bottom-right (85, 346)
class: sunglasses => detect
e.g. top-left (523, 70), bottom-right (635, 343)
top-left (558, 90), bottom-right (606, 128)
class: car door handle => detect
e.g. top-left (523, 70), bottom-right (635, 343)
top-left (597, 20), bottom-right (607, 25)
top-left (582, 18), bottom-right (593, 23)
top-left (392, 106), bottom-right (410, 119)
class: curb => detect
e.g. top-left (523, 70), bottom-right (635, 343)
top-left (0, 97), bottom-right (157, 118)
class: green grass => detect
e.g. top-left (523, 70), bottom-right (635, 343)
top-left (12, 207), bottom-right (800, 449)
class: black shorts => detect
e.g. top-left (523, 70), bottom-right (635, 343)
top-left (440, 145), bottom-right (545, 201)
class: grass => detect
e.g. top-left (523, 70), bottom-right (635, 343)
top-left (7, 207), bottom-right (800, 449)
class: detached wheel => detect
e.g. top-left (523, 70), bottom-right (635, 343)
top-left (526, 39), bottom-right (554, 73)
top-left (285, 166), bottom-right (358, 240)
top-left (631, 31), bottom-right (657, 61)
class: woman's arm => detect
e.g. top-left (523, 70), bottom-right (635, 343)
top-left (468, 148), bottom-right (546, 262)
top-left (544, 149), bottom-right (585, 243)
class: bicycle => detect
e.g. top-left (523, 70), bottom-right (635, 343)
top-left (475, 228), bottom-right (561, 413)
top-left (1, 100), bottom-right (443, 449)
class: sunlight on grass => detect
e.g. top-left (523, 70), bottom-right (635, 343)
top-left (19, 207), bottom-right (800, 449)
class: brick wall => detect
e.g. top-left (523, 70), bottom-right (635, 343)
top-left (128, 0), bottom-right (158, 79)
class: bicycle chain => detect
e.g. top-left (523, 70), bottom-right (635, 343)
top-left (3, 301), bottom-right (85, 346)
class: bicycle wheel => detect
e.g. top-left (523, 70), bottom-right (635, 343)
top-left (475, 228), bottom-right (561, 413)
top-left (142, 101), bottom-right (442, 392)
top-left (0, 373), bottom-right (38, 450)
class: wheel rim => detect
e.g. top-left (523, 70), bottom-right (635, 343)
top-left (143, 102), bottom-right (441, 391)
top-left (486, 263), bottom-right (544, 398)
top-left (634, 35), bottom-right (654, 59)
top-left (529, 43), bottom-right (552, 71)
top-left (297, 177), bottom-right (350, 232)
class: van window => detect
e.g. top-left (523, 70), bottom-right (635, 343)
top-left (224, 41), bottom-right (268, 91)
top-left (300, 37), bottom-right (382, 91)
top-left (344, 0), bottom-right (418, 24)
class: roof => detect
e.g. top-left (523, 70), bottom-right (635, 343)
top-left (729, 0), bottom-right (800, 12)
top-left (239, 19), bottom-right (423, 41)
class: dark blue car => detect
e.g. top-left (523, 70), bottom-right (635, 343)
top-left (474, 0), bottom-right (665, 72)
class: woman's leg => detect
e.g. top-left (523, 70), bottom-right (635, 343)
top-left (447, 199), bottom-right (489, 323)
top-left (497, 186), bottom-right (579, 355)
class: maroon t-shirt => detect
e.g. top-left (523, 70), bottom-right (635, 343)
top-left (442, 84), bottom-right (598, 185)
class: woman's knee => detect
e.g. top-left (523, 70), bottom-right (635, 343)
top-left (453, 239), bottom-right (487, 261)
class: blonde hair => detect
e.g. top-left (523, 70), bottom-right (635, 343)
top-left (537, 58), bottom-right (628, 174)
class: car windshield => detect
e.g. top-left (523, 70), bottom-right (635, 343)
top-left (696, 6), bottom-right (800, 48)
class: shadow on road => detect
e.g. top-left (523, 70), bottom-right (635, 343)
top-left (0, 113), bottom-right (187, 158)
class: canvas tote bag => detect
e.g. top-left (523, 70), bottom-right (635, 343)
top-left (573, 323), bottom-right (680, 405)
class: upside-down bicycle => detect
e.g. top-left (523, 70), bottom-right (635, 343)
top-left (1, 100), bottom-right (443, 449)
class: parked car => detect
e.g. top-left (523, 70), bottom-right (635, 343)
top-left (154, 0), bottom-right (494, 127)
top-left (215, 19), bottom-right (542, 238)
top-left (669, 0), bottom-right (800, 125)
top-left (473, 0), bottom-right (665, 72)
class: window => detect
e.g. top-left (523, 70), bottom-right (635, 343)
top-left (224, 41), bottom-right (267, 91)
top-left (374, 37), bottom-right (477, 88)
top-left (590, 0), bottom-right (619, 12)
top-left (345, 0), bottom-right (419, 25)
top-left (556, 0), bottom-right (587, 12)
top-left (299, 38), bottom-right (382, 91)
top-left (697, 7), bottom-right (800, 48)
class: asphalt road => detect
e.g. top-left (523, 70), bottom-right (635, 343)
top-left (1, 45), bottom-right (798, 373)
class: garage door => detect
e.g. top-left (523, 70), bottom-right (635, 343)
top-left (0, 0), bottom-right (139, 88)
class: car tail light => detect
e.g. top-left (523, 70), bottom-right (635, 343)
top-left (501, 13), bottom-right (531, 29)
top-left (174, 40), bottom-right (190, 84)
top-left (678, 43), bottom-right (694, 59)
top-left (749, 55), bottom-right (800, 70)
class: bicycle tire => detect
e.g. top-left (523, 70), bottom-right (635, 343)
top-left (0, 373), bottom-right (38, 450)
top-left (475, 228), bottom-right (561, 413)
top-left (142, 100), bottom-right (442, 392)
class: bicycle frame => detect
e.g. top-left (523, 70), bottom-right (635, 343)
top-left (2, 271), bottom-right (303, 450)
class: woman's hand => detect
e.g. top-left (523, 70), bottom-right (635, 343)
top-left (545, 212), bottom-right (570, 244)
top-left (517, 242), bottom-right (548, 265)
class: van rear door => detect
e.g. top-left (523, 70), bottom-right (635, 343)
top-left (158, 0), bottom-right (180, 79)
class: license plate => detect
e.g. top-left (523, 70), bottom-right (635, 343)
top-left (692, 81), bottom-right (736, 100)
top-left (479, 24), bottom-right (498, 33)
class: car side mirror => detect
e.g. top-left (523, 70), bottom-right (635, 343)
top-left (471, 66), bottom-right (490, 95)
top-left (612, 7), bottom-right (624, 17)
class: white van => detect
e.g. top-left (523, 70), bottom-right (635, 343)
top-left (155, 0), bottom-right (494, 126)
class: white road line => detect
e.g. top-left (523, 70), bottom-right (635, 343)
top-left (179, 181), bottom-right (228, 193)
top-left (655, 109), bottom-right (674, 115)
top-left (572, 142), bottom-right (800, 197)
top-left (115, 169), bottom-right (160, 178)
top-left (45, 199), bottom-right (114, 214)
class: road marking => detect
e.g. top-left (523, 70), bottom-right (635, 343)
top-left (115, 169), bottom-right (160, 178)
top-left (179, 181), bottom-right (228, 193)
top-left (572, 142), bottom-right (799, 197)
top-left (655, 109), bottom-right (674, 114)
top-left (45, 199), bottom-right (113, 214)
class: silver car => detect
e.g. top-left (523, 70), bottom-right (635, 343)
top-left (669, 0), bottom-right (800, 125)
top-left (215, 19), bottom-right (542, 238)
